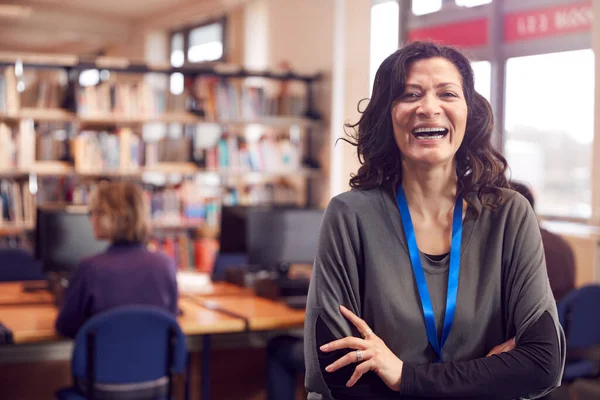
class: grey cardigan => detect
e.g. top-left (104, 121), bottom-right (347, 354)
top-left (304, 186), bottom-right (565, 399)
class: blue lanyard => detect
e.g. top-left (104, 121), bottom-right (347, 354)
top-left (395, 185), bottom-right (463, 362)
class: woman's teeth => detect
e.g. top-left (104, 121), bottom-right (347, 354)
top-left (412, 127), bottom-right (449, 140)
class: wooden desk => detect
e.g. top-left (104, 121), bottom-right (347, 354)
top-left (185, 281), bottom-right (253, 297)
top-left (0, 281), bottom-right (304, 344)
top-left (197, 295), bottom-right (305, 331)
top-left (0, 297), bottom-right (246, 345)
top-left (0, 282), bottom-right (54, 306)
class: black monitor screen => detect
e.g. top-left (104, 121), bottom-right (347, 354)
top-left (36, 205), bottom-right (109, 273)
top-left (246, 208), bottom-right (323, 271)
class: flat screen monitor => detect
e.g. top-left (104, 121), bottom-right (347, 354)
top-left (246, 208), bottom-right (323, 272)
top-left (35, 204), bottom-right (109, 273)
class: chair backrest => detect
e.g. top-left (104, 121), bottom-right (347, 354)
top-left (71, 305), bottom-right (187, 399)
top-left (557, 284), bottom-right (600, 349)
top-left (0, 247), bottom-right (44, 282)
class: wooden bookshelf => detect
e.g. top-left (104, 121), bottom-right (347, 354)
top-left (0, 54), bottom-right (324, 247)
top-left (0, 224), bottom-right (34, 236)
top-left (19, 108), bottom-right (76, 122)
top-left (1, 108), bottom-right (317, 129)
top-left (151, 219), bottom-right (204, 230)
top-left (144, 162), bottom-right (199, 175)
top-left (29, 161), bottom-right (73, 176)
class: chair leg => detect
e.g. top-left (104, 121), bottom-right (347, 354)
top-left (201, 335), bottom-right (211, 400)
top-left (185, 354), bottom-right (191, 400)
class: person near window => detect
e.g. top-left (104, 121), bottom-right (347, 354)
top-left (55, 181), bottom-right (178, 338)
top-left (304, 41), bottom-right (565, 399)
top-left (510, 181), bottom-right (576, 303)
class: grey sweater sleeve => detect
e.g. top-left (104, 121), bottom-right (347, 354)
top-left (304, 196), bottom-right (379, 398)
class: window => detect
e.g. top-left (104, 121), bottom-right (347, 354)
top-left (169, 18), bottom-right (226, 94)
top-left (455, 0), bottom-right (492, 7)
top-left (504, 50), bottom-right (594, 219)
top-left (412, 0), bottom-right (442, 16)
top-left (405, 0), bottom-right (597, 222)
top-left (188, 22), bottom-right (224, 63)
top-left (370, 1), bottom-right (399, 93)
top-left (169, 18), bottom-right (226, 66)
top-left (471, 61), bottom-right (491, 102)
top-left (171, 33), bottom-right (184, 68)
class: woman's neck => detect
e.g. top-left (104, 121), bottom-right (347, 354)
top-left (401, 159), bottom-right (458, 220)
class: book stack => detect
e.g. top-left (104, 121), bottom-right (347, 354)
top-left (0, 181), bottom-right (36, 228)
top-left (147, 232), bottom-right (218, 273)
top-left (193, 77), bottom-right (307, 119)
top-left (71, 128), bottom-right (143, 173)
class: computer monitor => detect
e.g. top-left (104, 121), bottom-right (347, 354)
top-left (35, 204), bottom-right (109, 274)
top-left (246, 207), bottom-right (324, 272)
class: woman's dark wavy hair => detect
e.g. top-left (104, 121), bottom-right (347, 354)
top-left (344, 41), bottom-right (509, 212)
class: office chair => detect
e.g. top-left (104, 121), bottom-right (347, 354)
top-left (557, 284), bottom-right (600, 382)
top-left (56, 306), bottom-right (187, 400)
top-left (0, 247), bottom-right (44, 282)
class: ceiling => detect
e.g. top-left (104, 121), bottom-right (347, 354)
top-left (0, 0), bottom-right (246, 56)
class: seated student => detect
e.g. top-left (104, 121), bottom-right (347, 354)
top-left (511, 181), bottom-right (576, 302)
top-left (55, 181), bottom-right (178, 338)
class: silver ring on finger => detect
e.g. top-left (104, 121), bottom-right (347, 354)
top-left (361, 328), bottom-right (373, 339)
top-left (356, 349), bottom-right (363, 362)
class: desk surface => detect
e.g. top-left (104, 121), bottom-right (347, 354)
top-left (197, 295), bottom-right (305, 331)
top-left (0, 281), bottom-right (304, 344)
top-left (0, 298), bottom-right (246, 344)
top-left (0, 282), bottom-right (54, 306)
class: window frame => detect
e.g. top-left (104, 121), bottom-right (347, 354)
top-left (400, 0), bottom-right (598, 224)
top-left (169, 16), bottom-right (228, 66)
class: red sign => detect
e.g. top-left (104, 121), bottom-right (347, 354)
top-left (408, 18), bottom-right (488, 48)
top-left (504, 2), bottom-right (592, 42)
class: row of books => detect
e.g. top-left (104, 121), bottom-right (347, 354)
top-left (0, 121), bottom-right (35, 170)
top-left (72, 128), bottom-right (143, 172)
top-left (76, 80), bottom-right (174, 118)
top-left (0, 180), bottom-right (36, 226)
top-left (193, 77), bottom-right (307, 120)
top-left (0, 67), bottom-right (310, 120)
top-left (222, 183), bottom-right (300, 206)
top-left (147, 233), bottom-right (218, 273)
top-left (20, 70), bottom-right (68, 110)
top-left (148, 182), bottom-right (221, 229)
top-left (0, 67), bottom-right (20, 114)
top-left (202, 134), bottom-right (301, 172)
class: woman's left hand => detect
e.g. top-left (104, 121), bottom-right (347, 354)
top-left (320, 305), bottom-right (404, 391)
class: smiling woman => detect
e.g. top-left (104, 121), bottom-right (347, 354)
top-left (305, 41), bottom-right (565, 400)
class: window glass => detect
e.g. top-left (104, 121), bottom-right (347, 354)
top-left (471, 60), bottom-right (491, 102)
top-left (504, 50), bottom-right (594, 218)
top-left (370, 1), bottom-right (399, 93)
top-left (412, 0), bottom-right (442, 16)
top-left (188, 22), bottom-right (224, 63)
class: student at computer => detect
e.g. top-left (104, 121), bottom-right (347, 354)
top-left (55, 181), bottom-right (178, 338)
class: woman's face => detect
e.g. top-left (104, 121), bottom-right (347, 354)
top-left (88, 208), bottom-right (110, 240)
top-left (391, 57), bottom-right (468, 167)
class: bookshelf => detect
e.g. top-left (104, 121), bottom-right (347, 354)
top-left (0, 53), bottom-right (324, 272)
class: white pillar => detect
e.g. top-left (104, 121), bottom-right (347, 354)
top-left (244, 0), bottom-right (371, 202)
top-left (592, 0), bottom-right (600, 225)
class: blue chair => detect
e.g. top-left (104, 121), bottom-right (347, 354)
top-left (0, 247), bottom-right (44, 281)
top-left (56, 306), bottom-right (187, 400)
top-left (557, 284), bottom-right (600, 382)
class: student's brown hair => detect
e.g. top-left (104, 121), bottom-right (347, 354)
top-left (88, 181), bottom-right (151, 243)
